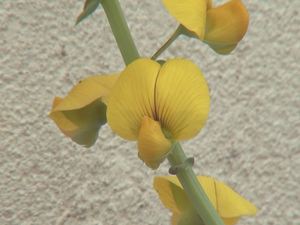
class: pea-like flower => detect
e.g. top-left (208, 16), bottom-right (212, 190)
top-left (107, 58), bottom-right (210, 169)
top-left (153, 176), bottom-right (258, 225)
top-left (161, 0), bottom-right (249, 54)
top-left (50, 74), bottom-right (119, 147)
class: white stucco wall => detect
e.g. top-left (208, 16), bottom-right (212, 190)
top-left (1, 0), bottom-right (299, 224)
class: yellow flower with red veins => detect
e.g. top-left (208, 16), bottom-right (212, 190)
top-left (153, 176), bottom-right (257, 225)
top-left (50, 74), bottom-right (119, 147)
top-left (162, 0), bottom-right (249, 54)
top-left (107, 58), bottom-right (210, 169)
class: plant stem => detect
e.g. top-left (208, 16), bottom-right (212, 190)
top-left (151, 25), bottom-right (183, 60)
top-left (101, 0), bottom-right (140, 65)
top-left (167, 142), bottom-right (225, 225)
top-left (99, 3), bottom-right (222, 224)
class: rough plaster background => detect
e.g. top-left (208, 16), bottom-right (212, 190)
top-left (1, 0), bottom-right (299, 224)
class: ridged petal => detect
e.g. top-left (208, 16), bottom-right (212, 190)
top-left (197, 176), bottom-right (217, 208)
top-left (199, 176), bottom-right (257, 219)
top-left (154, 176), bottom-right (257, 224)
top-left (153, 176), bottom-right (182, 214)
top-left (213, 178), bottom-right (258, 218)
top-left (161, 0), bottom-right (208, 40)
top-left (155, 59), bottom-right (210, 141)
top-left (138, 116), bottom-right (172, 169)
top-left (52, 74), bottom-right (120, 112)
top-left (107, 59), bottom-right (160, 140)
top-left (204, 0), bottom-right (249, 54)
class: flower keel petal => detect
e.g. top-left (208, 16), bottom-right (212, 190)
top-left (138, 116), bottom-right (172, 169)
top-left (204, 0), bottom-right (249, 54)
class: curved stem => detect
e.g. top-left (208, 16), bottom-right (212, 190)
top-left (101, 0), bottom-right (140, 65)
top-left (151, 25), bottom-right (183, 60)
top-left (167, 142), bottom-right (225, 225)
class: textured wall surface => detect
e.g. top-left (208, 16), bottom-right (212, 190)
top-left (1, 0), bottom-right (299, 224)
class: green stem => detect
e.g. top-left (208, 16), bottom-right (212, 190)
top-left (167, 143), bottom-right (225, 225)
top-left (151, 25), bottom-right (183, 60)
top-left (101, 0), bottom-right (140, 65)
top-left (99, 3), bottom-right (222, 224)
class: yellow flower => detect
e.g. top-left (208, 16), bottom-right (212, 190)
top-left (50, 74), bottom-right (120, 147)
top-left (162, 0), bottom-right (249, 54)
top-left (107, 58), bottom-right (210, 169)
top-left (153, 176), bottom-right (257, 225)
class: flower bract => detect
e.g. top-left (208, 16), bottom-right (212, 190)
top-left (107, 58), bottom-right (210, 169)
top-left (153, 176), bottom-right (258, 225)
top-left (162, 0), bottom-right (249, 54)
top-left (50, 74), bottom-right (120, 147)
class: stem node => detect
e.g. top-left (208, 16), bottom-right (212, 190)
top-left (169, 157), bottom-right (194, 175)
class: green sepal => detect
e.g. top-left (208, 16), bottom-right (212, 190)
top-left (75, 0), bottom-right (101, 26)
top-left (62, 98), bottom-right (107, 147)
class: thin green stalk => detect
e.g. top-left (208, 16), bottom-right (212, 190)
top-left (167, 143), bottom-right (225, 225)
top-left (101, 0), bottom-right (140, 65)
top-left (100, 3), bottom-right (222, 224)
top-left (151, 25), bottom-right (183, 60)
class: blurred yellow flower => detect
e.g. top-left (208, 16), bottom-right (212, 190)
top-left (153, 176), bottom-right (257, 225)
top-left (107, 58), bottom-right (210, 169)
top-left (162, 0), bottom-right (249, 54)
top-left (49, 74), bottom-right (120, 147)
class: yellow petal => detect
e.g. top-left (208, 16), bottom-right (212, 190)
top-left (52, 74), bottom-right (120, 112)
top-left (154, 176), bottom-right (217, 209)
top-left (172, 212), bottom-right (181, 225)
top-left (155, 58), bottom-right (210, 141)
top-left (161, 0), bottom-right (209, 40)
top-left (213, 178), bottom-right (258, 218)
top-left (198, 176), bottom-right (257, 218)
top-left (204, 0), bottom-right (249, 54)
top-left (107, 59), bottom-right (160, 140)
top-left (138, 116), bottom-right (172, 169)
top-left (176, 212), bottom-right (205, 225)
top-left (222, 217), bottom-right (241, 225)
top-left (197, 176), bottom-right (217, 208)
top-left (154, 176), bottom-right (257, 224)
top-left (50, 97), bottom-right (79, 138)
top-left (207, 0), bottom-right (213, 10)
top-left (50, 74), bottom-right (119, 147)
top-left (153, 176), bottom-right (183, 214)
top-left (52, 96), bottom-right (63, 109)
top-left (154, 176), bottom-right (197, 216)
top-left (202, 41), bottom-right (239, 55)
top-left (50, 98), bottom-right (107, 147)
top-left (71, 126), bottom-right (102, 147)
